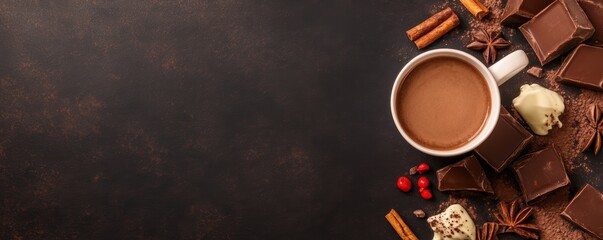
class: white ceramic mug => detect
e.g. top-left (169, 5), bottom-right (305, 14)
top-left (390, 49), bottom-right (529, 157)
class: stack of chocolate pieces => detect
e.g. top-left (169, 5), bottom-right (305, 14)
top-left (519, 0), bottom-right (594, 65)
top-left (501, 0), bottom-right (554, 27)
top-left (500, 0), bottom-right (603, 91)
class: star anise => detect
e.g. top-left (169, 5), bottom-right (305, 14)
top-left (581, 104), bottom-right (602, 155)
top-left (494, 200), bottom-right (539, 239)
top-left (478, 222), bottom-right (500, 240)
top-left (467, 29), bottom-right (510, 64)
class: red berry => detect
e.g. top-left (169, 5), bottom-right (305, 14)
top-left (419, 187), bottom-right (427, 193)
top-left (420, 189), bottom-right (433, 200)
top-left (417, 176), bottom-right (430, 188)
top-left (396, 176), bottom-right (412, 192)
top-left (417, 163), bottom-right (430, 174)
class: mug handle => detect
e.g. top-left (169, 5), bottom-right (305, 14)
top-left (488, 50), bottom-right (529, 86)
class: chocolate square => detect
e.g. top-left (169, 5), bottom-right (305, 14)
top-left (512, 147), bottom-right (570, 203)
top-left (519, 0), bottom-right (594, 65)
top-left (501, 0), bottom-right (555, 27)
top-left (556, 44), bottom-right (603, 91)
top-left (579, 0), bottom-right (603, 46)
top-left (475, 107), bottom-right (533, 172)
top-left (437, 155), bottom-right (493, 194)
top-left (561, 184), bottom-right (603, 239)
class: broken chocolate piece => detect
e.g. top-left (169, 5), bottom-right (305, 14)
top-left (556, 44), bottom-right (603, 91)
top-left (475, 107), bottom-right (533, 172)
top-left (437, 155), bottom-right (493, 194)
top-left (501, 0), bottom-right (555, 27)
top-left (519, 0), bottom-right (595, 65)
top-left (578, 0), bottom-right (603, 46)
top-left (561, 184), bottom-right (603, 239)
top-left (526, 66), bottom-right (543, 78)
top-left (512, 146), bottom-right (570, 203)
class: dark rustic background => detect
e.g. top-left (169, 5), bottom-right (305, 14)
top-left (0, 1), bottom-right (600, 239)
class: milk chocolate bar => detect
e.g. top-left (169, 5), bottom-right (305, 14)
top-left (519, 0), bottom-right (595, 65)
top-left (512, 146), bottom-right (570, 203)
top-left (475, 107), bottom-right (533, 172)
top-left (501, 0), bottom-right (554, 27)
top-left (561, 184), bottom-right (603, 239)
top-left (556, 44), bottom-right (603, 91)
top-left (437, 155), bottom-right (493, 194)
top-left (579, 0), bottom-right (603, 46)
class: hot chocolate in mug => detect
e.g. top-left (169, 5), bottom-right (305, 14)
top-left (390, 49), bottom-right (528, 157)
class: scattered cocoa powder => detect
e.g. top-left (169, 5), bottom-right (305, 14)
top-left (437, 195), bottom-right (479, 221)
top-left (468, 0), bottom-right (503, 32)
top-left (526, 71), bottom-right (602, 172)
top-left (502, 81), bottom-right (601, 239)
top-left (490, 172), bottom-right (521, 202)
top-left (532, 189), bottom-right (598, 240)
top-left (456, 0), bottom-right (504, 43)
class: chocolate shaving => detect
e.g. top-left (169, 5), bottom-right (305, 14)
top-left (494, 200), bottom-right (539, 239)
top-left (581, 104), bottom-right (602, 155)
top-left (467, 29), bottom-right (510, 64)
top-left (478, 222), bottom-right (500, 240)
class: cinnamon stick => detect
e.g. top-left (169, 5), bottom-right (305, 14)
top-left (413, 13), bottom-right (460, 49)
top-left (406, 7), bottom-right (454, 41)
top-left (460, 0), bottom-right (489, 20)
top-left (385, 209), bottom-right (418, 240)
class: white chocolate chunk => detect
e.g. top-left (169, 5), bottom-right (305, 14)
top-left (512, 84), bottom-right (565, 136)
top-left (427, 204), bottom-right (476, 240)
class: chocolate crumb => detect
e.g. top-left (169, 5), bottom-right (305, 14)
top-left (527, 66), bottom-right (543, 78)
top-left (413, 209), bottom-right (426, 218)
top-left (438, 196), bottom-right (478, 221)
top-left (409, 166), bottom-right (418, 175)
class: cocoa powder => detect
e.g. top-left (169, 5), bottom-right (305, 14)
top-left (437, 195), bottom-right (479, 221)
top-left (490, 172), bottom-right (521, 202)
top-left (532, 189), bottom-right (598, 240)
top-left (525, 69), bottom-right (602, 172)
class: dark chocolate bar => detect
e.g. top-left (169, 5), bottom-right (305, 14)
top-left (437, 155), bottom-right (493, 194)
top-left (501, 0), bottom-right (555, 27)
top-left (512, 146), bottom-right (570, 203)
top-left (519, 0), bottom-right (595, 65)
top-left (561, 184), bottom-right (603, 239)
top-left (475, 107), bottom-right (533, 172)
top-left (579, 0), bottom-right (603, 46)
top-left (556, 44), bottom-right (603, 91)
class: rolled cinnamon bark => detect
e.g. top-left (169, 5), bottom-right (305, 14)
top-left (385, 209), bottom-right (419, 240)
top-left (414, 13), bottom-right (460, 49)
top-left (406, 7), bottom-right (454, 41)
top-left (460, 0), bottom-right (489, 20)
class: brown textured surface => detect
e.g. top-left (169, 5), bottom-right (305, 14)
top-left (0, 1), bottom-right (600, 239)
